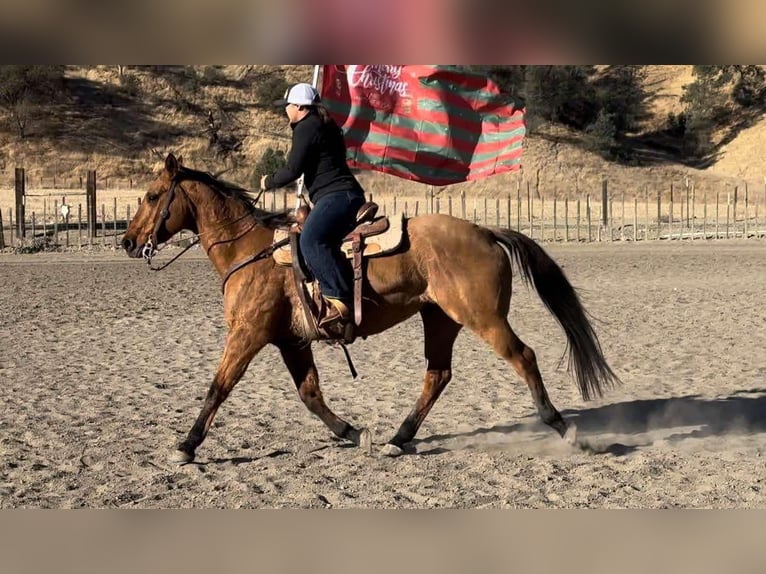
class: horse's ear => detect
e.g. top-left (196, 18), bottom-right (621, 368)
top-left (177, 155), bottom-right (183, 167)
top-left (165, 153), bottom-right (179, 176)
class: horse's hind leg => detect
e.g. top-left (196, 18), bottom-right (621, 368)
top-left (382, 305), bottom-right (462, 457)
top-left (279, 344), bottom-right (368, 447)
top-left (476, 319), bottom-right (573, 441)
top-left (172, 325), bottom-right (268, 464)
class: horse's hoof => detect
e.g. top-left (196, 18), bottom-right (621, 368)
top-left (169, 448), bottom-right (195, 465)
top-left (563, 423), bottom-right (578, 446)
top-left (359, 428), bottom-right (373, 455)
top-left (380, 443), bottom-right (404, 457)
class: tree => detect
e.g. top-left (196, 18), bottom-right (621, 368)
top-left (466, 66), bottom-right (598, 132)
top-left (522, 66), bottom-right (598, 129)
top-left (681, 66), bottom-right (731, 121)
top-left (251, 147), bottom-right (287, 186)
top-left (585, 109), bottom-right (618, 157)
top-left (255, 73), bottom-right (290, 111)
top-left (679, 66), bottom-right (732, 159)
top-left (596, 65), bottom-right (648, 134)
top-left (0, 66), bottom-right (64, 138)
top-left (728, 65), bottom-right (766, 107)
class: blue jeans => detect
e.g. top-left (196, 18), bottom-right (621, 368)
top-left (299, 190), bottom-right (365, 306)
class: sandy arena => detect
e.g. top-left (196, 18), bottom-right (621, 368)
top-left (1, 241), bottom-right (765, 508)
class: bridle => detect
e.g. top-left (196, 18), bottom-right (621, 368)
top-left (142, 176), bottom-right (182, 265)
top-left (141, 174), bottom-right (289, 287)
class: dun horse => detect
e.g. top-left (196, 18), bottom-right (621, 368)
top-left (121, 154), bottom-right (620, 463)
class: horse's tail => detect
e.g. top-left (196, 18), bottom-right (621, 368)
top-left (490, 227), bottom-right (621, 401)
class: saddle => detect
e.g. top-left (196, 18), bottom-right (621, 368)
top-left (272, 201), bottom-right (405, 343)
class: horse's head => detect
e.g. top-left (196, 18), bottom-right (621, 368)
top-left (122, 153), bottom-right (195, 259)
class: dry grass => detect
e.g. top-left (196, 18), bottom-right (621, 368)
top-left (1, 65), bottom-right (765, 221)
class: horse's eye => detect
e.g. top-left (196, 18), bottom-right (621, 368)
top-left (147, 193), bottom-right (159, 203)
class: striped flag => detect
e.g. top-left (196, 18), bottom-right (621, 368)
top-left (320, 65), bottom-right (525, 186)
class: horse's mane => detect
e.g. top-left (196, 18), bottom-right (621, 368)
top-left (177, 166), bottom-right (293, 229)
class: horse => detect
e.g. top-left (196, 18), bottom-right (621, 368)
top-left (121, 153), bottom-right (620, 463)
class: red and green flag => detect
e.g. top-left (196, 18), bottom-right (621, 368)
top-left (320, 65), bottom-right (526, 186)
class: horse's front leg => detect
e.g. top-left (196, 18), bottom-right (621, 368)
top-left (171, 324), bottom-right (268, 464)
top-left (279, 343), bottom-right (370, 448)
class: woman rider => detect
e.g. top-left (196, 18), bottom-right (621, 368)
top-left (260, 83), bottom-right (366, 333)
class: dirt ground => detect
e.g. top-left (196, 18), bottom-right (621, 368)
top-left (1, 241), bottom-right (765, 508)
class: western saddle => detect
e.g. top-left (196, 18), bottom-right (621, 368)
top-left (272, 199), bottom-right (403, 344)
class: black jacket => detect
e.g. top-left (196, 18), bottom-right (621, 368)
top-left (264, 111), bottom-right (364, 204)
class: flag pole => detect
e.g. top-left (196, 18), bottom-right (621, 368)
top-left (295, 65), bottom-right (321, 211)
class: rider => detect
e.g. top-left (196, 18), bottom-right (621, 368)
top-left (260, 83), bottom-right (366, 332)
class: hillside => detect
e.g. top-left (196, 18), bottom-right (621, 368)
top-left (0, 65), bottom-right (764, 199)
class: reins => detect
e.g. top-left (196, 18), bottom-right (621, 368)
top-left (140, 172), bottom-right (360, 379)
top-left (143, 176), bottom-right (268, 274)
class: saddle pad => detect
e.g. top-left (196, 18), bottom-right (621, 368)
top-left (272, 213), bottom-right (405, 267)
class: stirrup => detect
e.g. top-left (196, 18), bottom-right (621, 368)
top-left (318, 297), bottom-right (350, 327)
top-left (318, 304), bottom-right (355, 345)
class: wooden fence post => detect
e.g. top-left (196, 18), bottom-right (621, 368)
top-left (65, 201), bottom-right (70, 248)
top-left (656, 190), bottom-right (661, 240)
top-left (680, 187), bottom-right (684, 238)
top-left (715, 191), bottom-right (720, 239)
top-left (527, 182), bottom-right (532, 237)
top-left (633, 198), bottom-right (638, 241)
top-left (87, 170), bottom-right (97, 238)
top-left (644, 187), bottom-right (649, 241)
top-left (621, 191), bottom-right (626, 241)
top-left (669, 183), bottom-right (674, 240)
top-left (703, 189), bottom-right (707, 239)
top-left (691, 183), bottom-right (696, 239)
top-left (681, 177), bottom-right (694, 227)
top-left (15, 167), bottom-right (26, 239)
top-left (53, 199), bottom-right (59, 245)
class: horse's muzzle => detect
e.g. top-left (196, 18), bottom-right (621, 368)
top-left (121, 237), bottom-right (135, 252)
top-left (121, 237), bottom-right (144, 258)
